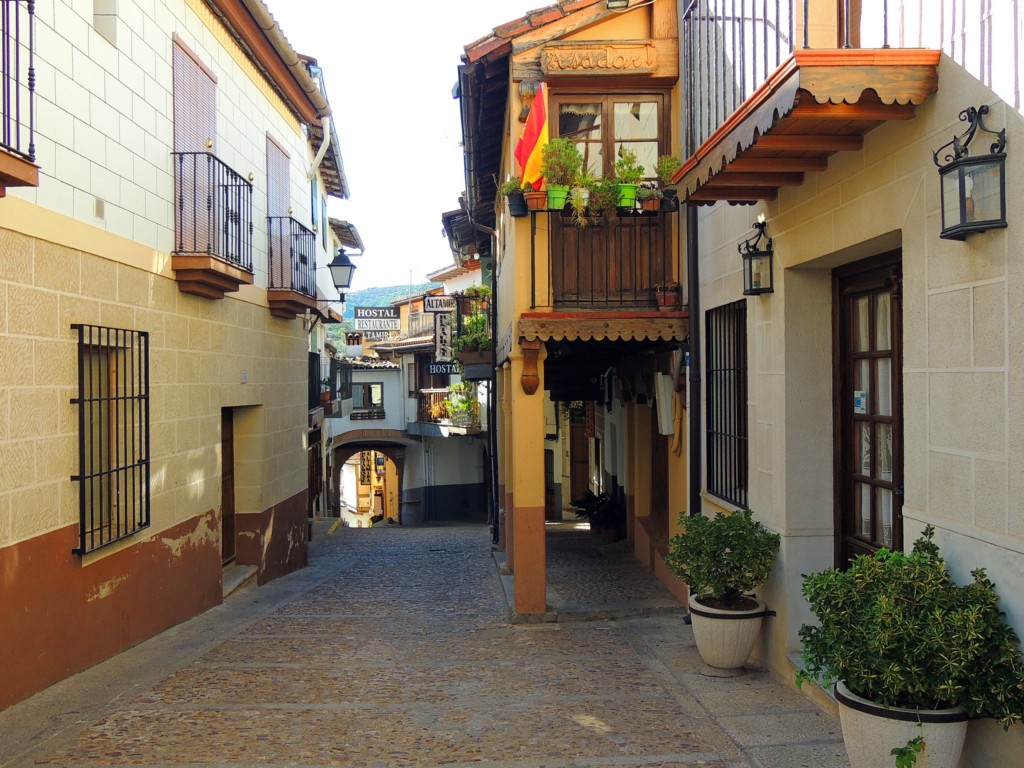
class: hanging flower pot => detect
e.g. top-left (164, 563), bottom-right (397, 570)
top-left (546, 183), bottom-right (570, 210)
top-left (506, 190), bottom-right (528, 217)
top-left (524, 189), bottom-right (547, 211)
top-left (616, 183), bottom-right (639, 208)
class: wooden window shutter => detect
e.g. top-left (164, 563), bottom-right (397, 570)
top-left (172, 41), bottom-right (216, 153)
top-left (266, 136), bottom-right (289, 217)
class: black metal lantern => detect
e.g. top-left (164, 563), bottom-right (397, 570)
top-left (933, 105), bottom-right (1007, 241)
top-left (327, 248), bottom-right (356, 292)
top-left (738, 217), bottom-right (774, 295)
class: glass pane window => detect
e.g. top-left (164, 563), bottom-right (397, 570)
top-left (876, 487), bottom-right (893, 547)
top-left (855, 421), bottom-right (871, 477)
top-left (877, 423), bottom-right (893, 481)
top-left (875, 292), bottom-right (891, 350)
top-left (705, 300), bottom-right (748, 507)
top-left (853, 296), bottom-right (870, 352)
top-left (877, 358), bottom-right (892, 416)
top-left (856, 482), bottom-right (872, 537)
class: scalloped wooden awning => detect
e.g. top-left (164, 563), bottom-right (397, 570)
top-left (518, 312), bottom-right (688, 345)
top-left (677, 49), bottom-right (941, 204)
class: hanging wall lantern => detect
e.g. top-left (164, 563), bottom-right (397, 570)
top-left (738, 215), bottom-right (774, 295)
top-left (933, 105), bottom-right (1007, 241)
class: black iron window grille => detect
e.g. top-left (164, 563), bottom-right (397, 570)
top-left (351, 382), bottom-right (385, 420)
top-left (70, 324), bottom-right (151, 554)
top-left (705, 300), bottom-right (748, 507)
top-left (171, 151), bottom-right (253, 271)
top-left (1, 0), bottom-right (35, 162)
top-left (267, 216), bottom-right (316, 297)
top-left (334, 357), bottom-right (351, 401)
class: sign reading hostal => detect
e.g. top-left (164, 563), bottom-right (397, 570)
top-left (428, 362), bottom-right (460, 375)
top-left (353, 306), bottom-right (401, 331)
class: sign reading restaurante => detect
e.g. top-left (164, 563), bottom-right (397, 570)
top-left (353, 306), bottom-right (401, 331)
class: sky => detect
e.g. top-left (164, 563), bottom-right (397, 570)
top-left (262, 0), bottom-right (539, 292)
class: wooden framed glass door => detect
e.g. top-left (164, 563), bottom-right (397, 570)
top-left (833, 253), bottom-right (903, 564)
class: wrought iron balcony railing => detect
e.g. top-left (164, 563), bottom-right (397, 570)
top-left (683, 0), bottom-right (920, 156)
top-left (418, 388), bottom-right (449, 423)
top-left (267, 216), bottom-right (316, 298)
top-left (171, 151), bottom-right (253, 272)
top-left (1, 1), bottom-right (35, 163)
top-left (532, 209), bottom-right (680, 310)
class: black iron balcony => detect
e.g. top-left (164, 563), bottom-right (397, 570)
top-left (171, 151), bottom-right (254, 299)
top-left (0, 1), bottom-right (38, 191)
top-left (267, 216), bottom-right (317, 318)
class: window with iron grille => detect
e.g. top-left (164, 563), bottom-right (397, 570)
top-left (71, 324), bottom-right (151, 554)
top-left (705, 301), bottom-right (748, 507)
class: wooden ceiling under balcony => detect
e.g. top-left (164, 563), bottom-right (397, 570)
top-left (677, 49), bottom-right (941, 204)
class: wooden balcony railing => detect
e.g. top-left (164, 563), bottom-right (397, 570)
top-left (418, 388), bottom-right (449, 423)
top-left (531, 208), bottom-right (680, 310)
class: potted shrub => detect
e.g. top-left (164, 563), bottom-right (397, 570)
top-left (540, 137), bottom-right (582, 211)
top-left (446, 380), bottom-right (479, 427)
top-left (613, 145), bottom-right (645, 208)
top-left (636, 183), bottom-right (663, 212)
top-left (452, 313), bottom-right (492, 365)
top-left (588, 176), bottom-right (619, 222)
top-left (500, 176), bottom-right (528, 217)
top-left (797, 526), bottom-right (1024, 768)
top-left (665, 509), bottom-right (780, 669)
top-left (655, 154), bottom-right (681, 208)
top-left (654, 280), bottom-right (681, 310)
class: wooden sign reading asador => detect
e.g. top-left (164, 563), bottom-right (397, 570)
top-left (542, 41), bottom-right (657, 76)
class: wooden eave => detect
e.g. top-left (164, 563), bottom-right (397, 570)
top-left (519, 311), bottom-right (687, 345)
top-left (676, 49), bottom-right (941, 204)
top-left (204, 0), bottom-right (321, 124)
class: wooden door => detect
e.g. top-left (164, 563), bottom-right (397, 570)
top-left (221, 408), bottom-right (235, 565)
top-left (834, 253), bottom-right (903, 565)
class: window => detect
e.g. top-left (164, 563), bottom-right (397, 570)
top-left (71, 324), bottom-right (151, 554)
top-left (551, 92), bottom-right (667, 179)
top-left (351, 382), bottom-right (385, 420)
top-left (705, 301), bottom-right (748, 507)
top-left (310, 180), bottom-right (318, 233)
top-left (407, 362), bottom-right (417, 397)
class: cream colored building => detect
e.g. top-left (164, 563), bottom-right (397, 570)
top-left (0, 0), bottom-right (351, 711)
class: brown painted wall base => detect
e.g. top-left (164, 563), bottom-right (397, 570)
top-left (0, 511), bottom-right (222, 712)
top-left (235, 489), bottom-right (308, 585)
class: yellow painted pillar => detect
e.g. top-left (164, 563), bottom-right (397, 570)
top-left (509, 339), bottom-right (547, 614)
top-left (499, 363), bottom-right (511, 554)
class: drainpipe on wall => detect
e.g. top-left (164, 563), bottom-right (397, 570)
top-left (686, 203), bottom-right (702, 518)
top-left (474, 221), bottom-right (500, 541)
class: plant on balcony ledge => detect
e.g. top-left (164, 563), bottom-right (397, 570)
top-left (453, 314), bottom-right (492, 365)
top-left (613, 146), bottom-right (645, 208)
top-left (655, 154), bottom-right (681, 202)
top-left (637, 183), bottom-right (663, 212)
top-left (500, 176), bottom-right (528, 218)
top-left (541, 137), bottom-right (582, 210)
top-left (446, 380), bottom-right (479, 428)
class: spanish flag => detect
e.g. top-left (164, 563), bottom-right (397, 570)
top-left (514, 83), bottom-right (548, 190)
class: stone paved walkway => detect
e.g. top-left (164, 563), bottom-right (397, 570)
top-left (0, 521), bottom-right (848, 768)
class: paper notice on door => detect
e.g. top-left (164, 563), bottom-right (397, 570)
top-left (854, 390), bottom-right (867, 414)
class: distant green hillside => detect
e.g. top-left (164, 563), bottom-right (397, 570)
top-left (325, 282), bottom-right (439, 343)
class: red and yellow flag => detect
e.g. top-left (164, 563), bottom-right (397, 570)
top-left (514, 83), bottom-right (548, 190)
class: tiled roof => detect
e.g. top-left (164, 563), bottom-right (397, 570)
top-left (462, 1), bottom-right (604, 64)
top-left (339, 355), bottom-right (400, 371)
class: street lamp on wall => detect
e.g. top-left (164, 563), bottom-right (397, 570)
top-left (328, 248), bottom-right (356, 292)
top-left (738, 215), bottom-right (774, 295)
top-left (932, 105), bottom-right (1007, 241)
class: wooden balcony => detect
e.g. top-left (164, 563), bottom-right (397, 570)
top-left (678, 1), bottom-right (940, 203)
top-left (0, 0), bottom-right (37, 196)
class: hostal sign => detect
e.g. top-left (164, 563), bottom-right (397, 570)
top-left (353, 307), bottom-right (400, 332)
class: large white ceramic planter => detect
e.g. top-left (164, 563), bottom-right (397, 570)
top-left (687, 593), bottom-right (766, 669)
top-left (835, 681), bottom-right (968, 768)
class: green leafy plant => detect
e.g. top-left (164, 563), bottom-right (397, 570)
top-left (588, 177), bottom-right (619, 217)
top-left (637, 183), bottom-right (663, 200)
top-left (499, 175), bottom-right (526, 196)
top-left (655, 154), bottom-right (682, 188)
top-left (891, 735), bottom-right (924, 768)
top-left (540, 137), bottom-right (583, 186)
top-left (452, 313), bottom-right (492, 353)
top-left (664, 509), bottom-right (780, 609)
top-left (446, 380), bottom-right (478, 416)
top-left (613, 145), bottom-right (645, 185)
top-left (464, 283), bottom-right (491, 301)
top-left (797, 526), bottom-right (1024, 726)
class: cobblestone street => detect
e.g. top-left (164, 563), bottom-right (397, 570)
top-left (1, 522), bottom-right (846, 768)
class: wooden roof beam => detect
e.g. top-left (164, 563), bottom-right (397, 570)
top-left (727, 157), bottom-right (829, 173)
top-left (753, 134), bottom-right (864, 152)
top-left (706, 171), bottom-right (805, 187)
top-left (689, 187), bottom-right (779, 202)
top-left (788, 101), bottom-right (917, 121)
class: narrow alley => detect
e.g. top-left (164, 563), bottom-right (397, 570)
top-left (2, 528), bottom-right (847, 768)
top-left (1, 522), bottom-right (845, 768)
